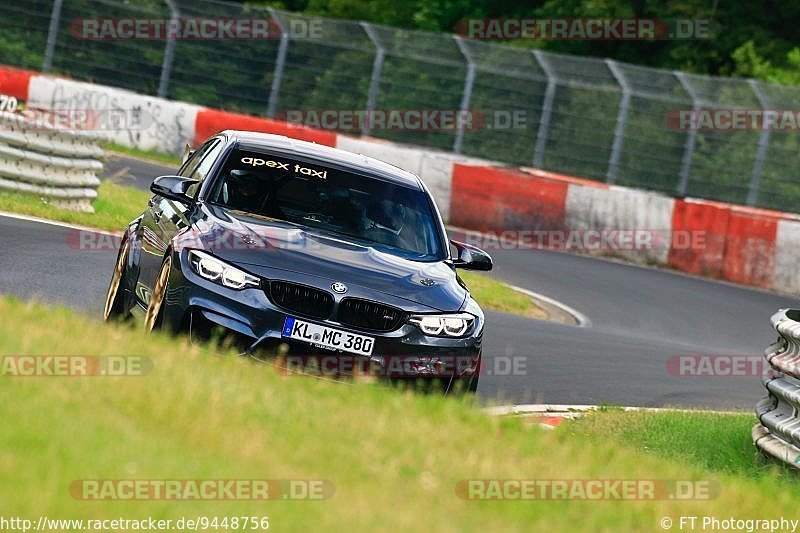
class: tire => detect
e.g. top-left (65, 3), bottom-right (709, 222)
top-left (103, 239), bottom-right (131, 322)
top-left (144, 254), bottom-right (172, 333)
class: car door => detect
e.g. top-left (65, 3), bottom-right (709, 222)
top-left (151, 138), bottom-right (226, 275)
top-left (136, 139), bottom-right (221, 306)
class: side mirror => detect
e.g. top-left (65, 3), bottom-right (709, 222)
top-left (450, 240), bottom-right (493, 271)
top-left (150, 175), bottom-right (198, 206)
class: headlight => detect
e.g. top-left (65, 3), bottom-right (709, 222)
top-left (188, 250), bottom-right (260, 290)
top-left (408, 313), bottom-right (475, 337)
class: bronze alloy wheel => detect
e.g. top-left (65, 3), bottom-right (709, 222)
top-left (103, 239), bottom-right (130, 321)
top-left (144, 255), bottom-right (172, 332)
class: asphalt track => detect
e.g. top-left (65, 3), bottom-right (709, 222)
top-left (0, 153), bottom-right (797, 408)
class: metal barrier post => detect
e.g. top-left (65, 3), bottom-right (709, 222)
top-left (753, 309), bottom-right (800, 469)
top-left (266, 7), bottom-right (289, 118)
top-left (747, 80), bottom-right (771, 206)
top-left (0, 110), bottom-right (105, 212)
top-left (360, 22), bottom-right (384, 137)
top-left (42, 0), bottom-right (64, 73)
top-left (452, 36), bottom-right (475, 154)
top-left (532, 50), bottom-right (556, 168)
top-left (674, 71), bottom-right (699, 196)
top-left (157, 0), bottom-right (179, 98)
top-left (605, 59), bottom-right (630, 184)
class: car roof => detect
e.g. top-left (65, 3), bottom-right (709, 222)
top-left (221, 130), bottom-right (423, 190)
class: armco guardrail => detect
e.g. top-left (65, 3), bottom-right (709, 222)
top-left (753, 308), bottom-right (800, 467)
top-left (0, 111), bottom-right (104, 212)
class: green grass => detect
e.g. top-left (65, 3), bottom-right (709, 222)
top-left (459, 271), bottom-right (547, 319)
top-left (104, 141), bottom-right (183, 166)
top-left (1, 296), bottom-right (800, 531)
top-left (0, 181), bottom-right (150, 231)
top-left (565, 410), bottom-right (800, 490)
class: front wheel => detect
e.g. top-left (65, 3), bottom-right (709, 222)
top-left (103, 239), bottom-right (131, 322)
top-left (144, 255), bottom-right (172, 333)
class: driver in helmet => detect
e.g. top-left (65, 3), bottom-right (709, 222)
top-left (365, 197), bottom-right (408, 248)
top-left (227, 170), bottom-right (264, 213)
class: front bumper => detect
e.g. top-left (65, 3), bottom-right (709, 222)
top-left (162, 250), bottom-right (483, 378)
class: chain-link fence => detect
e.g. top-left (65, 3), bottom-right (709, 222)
top-left (4, 0), bottom-right (800, 211)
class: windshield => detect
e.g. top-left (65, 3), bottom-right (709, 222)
top-left (208, 148), bottom-right (445, 260)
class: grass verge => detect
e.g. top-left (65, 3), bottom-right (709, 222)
top-left (565, 409), bottom-right (800, 491)
top-left (103, 141), bottom-right (182, 166)
top-left (0, 181), bottom-right (150, 231)
top-left (459, 271), bottom-right (548, 320)
top-left (0, 296), bottom-right (798, 531)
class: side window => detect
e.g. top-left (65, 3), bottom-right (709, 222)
top-left (178, 140), bottom-right (215, 179)
top-left (186, 140), bottom-right (224, 198)
top-left (191, 142), bottom-right (224, 182)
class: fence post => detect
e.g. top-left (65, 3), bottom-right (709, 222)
top-left (42, 0), bottom-right (64, 73)
top-left (266, 8), bottom-right (289, 118)
top-left (360, 22), bottom-right (384, 137)
top-left (453, 36), bottom-right (475, 154)
top-left (532, 50), bottom-right (556, 168)
top-left (157, 0), bottom-right (179, 98)
top-left (605, 59), bottom-right (630, 184)
top-left (747, 80), bottom-right (771, 207)
top-left (674, 71), bottom-right (699, 196)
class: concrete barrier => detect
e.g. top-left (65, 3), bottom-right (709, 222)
top-left (28, 75), bottom-right (200, 156)
top-left (194, 109), bottom-right (337, 148)
top-left (775, 217), bottom-right (800, 294)
top-left (668, 199), bottom-right (730, 279)
top-left (450, 164), bottom-right (569, 231)
top-left (0, 66), bottom-right (34, 100)
top-left (565, 183), bottom-right (674, 265)
top-left (721, 207), bottom-right (779, 289)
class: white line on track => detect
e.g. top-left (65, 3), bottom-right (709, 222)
top-left (0, 210), bottom-right (121, 236)
top-left (508, 284), bottom-right (591, 327)
top-left (485, 403), bottom-right (745, 416)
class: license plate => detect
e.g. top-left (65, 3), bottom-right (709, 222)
top-left (282, 317), bottom-right (375, 356)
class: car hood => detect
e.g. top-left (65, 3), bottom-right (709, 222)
top-left (179, 206), bottom-right (467, 312)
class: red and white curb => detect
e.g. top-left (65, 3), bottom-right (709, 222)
top-left (485, 404), bottom-right (746, 430)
